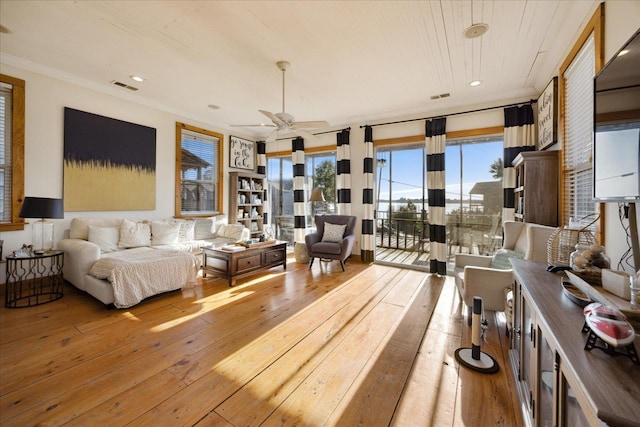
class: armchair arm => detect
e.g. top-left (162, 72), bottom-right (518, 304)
top-left (340, 234), bottom-right (356, 257)
top-left (454, 253), bottom-right (492, 268)
top-left (462, 266), bottom-right (514, 311)
top-left (305, 232), bottom-right (322, 256)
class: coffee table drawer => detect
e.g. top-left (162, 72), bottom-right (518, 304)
top-left (264, 248), bottom-right (285, 264)
top-left (236, 253), bottom-right (262, 273)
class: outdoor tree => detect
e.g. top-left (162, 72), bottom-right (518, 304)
top-left (489, 157), bottom-right (503, 179)
top-left (314, 160), bottom-right (336, 205)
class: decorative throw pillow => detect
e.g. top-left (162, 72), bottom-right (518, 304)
top-left (194, 218), bottom-right (216, 240)
top-left (151, 220), bottom-right (181, 246)
top-left (322, 223), bottom-right (347, 242)
top-left (221, 223), bottom-right (245, 240)
top-left (177, 219), bottom-right (196, 242)
top-left (490, 248), bottom-right (525, 270)
top-left (118, 219), bottom-right (151, 248)
top-left (88, 226), bottom-right (120, 253)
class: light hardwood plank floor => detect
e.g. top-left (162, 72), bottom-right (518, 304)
top-left (0, 255), bottom-right (522, 426)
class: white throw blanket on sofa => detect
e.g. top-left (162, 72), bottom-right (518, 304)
top-left (89, 247), bottom-right (198, 308)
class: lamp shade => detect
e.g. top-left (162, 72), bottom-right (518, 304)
top-left (19, 197), bottom-right (64, 219)
top-left (309, 188), bottom-right (325, 202)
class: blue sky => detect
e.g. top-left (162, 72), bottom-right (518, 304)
top-left (377, 139), bottom-right (503, 202)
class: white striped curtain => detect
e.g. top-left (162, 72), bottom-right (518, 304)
top-left (502, 105), bottom-right (536, 222)
top-left (361, 126), bottom-right (375, 263)
top-left (256, 141), bottom-right (268, 224)
top-left (336, 129), bottom-right (351, 215)
top-left (426, 118), bottom-right (447, 275)
top-left (292, 137), bottom-right (306, 244)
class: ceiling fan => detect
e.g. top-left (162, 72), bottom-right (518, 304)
top-left (232, 61), bottom-right (329, 142)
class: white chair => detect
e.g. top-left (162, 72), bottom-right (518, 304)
top-left (454, 221), bottom-right (557, 327)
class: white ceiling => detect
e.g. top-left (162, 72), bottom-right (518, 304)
top-left (0, 0), bottom-right (598, 139)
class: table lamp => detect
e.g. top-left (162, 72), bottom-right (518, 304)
top-left (19, 197), bottom-right (64, 253)
top-left (309, 188), bottom-right (325, 225)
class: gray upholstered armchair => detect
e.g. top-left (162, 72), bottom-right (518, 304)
top-left (305, 215), bottom-right (357, 271)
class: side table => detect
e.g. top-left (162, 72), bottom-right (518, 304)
top-left (5, 250), bottom-right (64, 308)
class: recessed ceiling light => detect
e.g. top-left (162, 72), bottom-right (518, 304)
top-left (207, 104), bottom-right (220, 110)
top-left (469, 80), bottom-right (482, 87)
top-left (463, 23), bottom-right (489, 39)
top-left (130, 75), bottom-right (145, 82)
top-left (618, 49), bottom-right (629, 57)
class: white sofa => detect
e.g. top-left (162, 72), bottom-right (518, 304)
top-left (58, 217), bottom-right (250, 307)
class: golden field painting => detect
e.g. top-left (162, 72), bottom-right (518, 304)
top-left (64, 160), bottom-right (155, 211)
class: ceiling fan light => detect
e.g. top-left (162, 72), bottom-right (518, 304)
top-left (130, 75), bottom-right (145, 82)
top-left (469, 80), bottom-right (482, 87)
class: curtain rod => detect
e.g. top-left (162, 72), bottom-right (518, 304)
top-left (360, 99), bottom-right (537, 129)
top-left (272, 126), bottom-right (351, 142)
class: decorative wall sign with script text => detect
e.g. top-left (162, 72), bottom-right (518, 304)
top-left (537, 77), bottom-right (558, 151)
top-left (229, 135), bottom-right (255, 170)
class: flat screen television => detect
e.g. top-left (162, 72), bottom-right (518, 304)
top-left (593, 29), bottom-right (640, 202)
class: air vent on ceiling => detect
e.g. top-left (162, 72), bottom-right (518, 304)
top-left (111, 80), bottom-right (139, 91)
top-left (430, 93), bottom-right (451, 100)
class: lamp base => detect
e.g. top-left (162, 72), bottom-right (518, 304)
top-left (32, 219), bottom-right (54, 251)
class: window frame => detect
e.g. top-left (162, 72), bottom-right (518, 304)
top-left (0, 74), bottom-right (25, 232)
top-left (174, 122), bottom-right (224, 218)
top-left (558, 4), bottom-right (604, 241)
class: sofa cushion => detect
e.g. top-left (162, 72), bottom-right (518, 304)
top-left (194, 218), bottom-right (216, 240)
top-left (88, 225), bottom-right (120, 253)
top-left (119, 219), bottom-right (151, 248)
top-left (311, 241), bottom-right (342, 255)
top-left (322, 223), bottom-right (347, 242)
top-left (219, 223), bottom-right (245, 240)
top-left (490, 249), bottom-right (524, 270)
top-left (151, 220), bottom-right (181, 246)
top-left (69, 217), bottom-right (123, 240)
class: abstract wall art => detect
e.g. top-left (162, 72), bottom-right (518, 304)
top-left (63, 107), bottom-right (156, 211)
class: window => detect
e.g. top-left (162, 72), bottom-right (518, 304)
top-left (446, 136), bottom-right (504, 256)
top-left (306, 152), bottom-right (336, 215)
top-left (175, 123), bottom-right (223, 217)
top-left (559, 5), bottom-right (603, 235)
top-left (0, 74), bottom-right (25, 232)
top-left (267, 151), bottom-right (336, 243)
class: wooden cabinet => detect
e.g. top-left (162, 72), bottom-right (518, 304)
top-left (512, 150), bottom-right (558, 226)
top-left (510, 259), bottom-right (640, 427)
top-left (229, 171), bottom-right (266, 238)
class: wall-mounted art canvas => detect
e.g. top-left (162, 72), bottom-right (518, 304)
top-left (63, 107), bottom-right (156, 211)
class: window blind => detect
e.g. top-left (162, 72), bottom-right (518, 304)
top-left (563, 33), bottom-right (596, 226)
top-left (180, 128), bottom-right (220, 215)
top-left (0, 84), bottom-right (12, 223)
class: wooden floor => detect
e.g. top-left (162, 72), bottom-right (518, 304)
top-left (0, 255), bottom-right (522, 426)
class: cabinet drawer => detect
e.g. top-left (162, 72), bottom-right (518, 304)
top-left (264, 249), bottom-right (285, 264)
top-left (236, 254), bottom-right (262, 273)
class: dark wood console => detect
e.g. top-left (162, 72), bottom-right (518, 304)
top-left (510, 259), bottom-right (640, 427)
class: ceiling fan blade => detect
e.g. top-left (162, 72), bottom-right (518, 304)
top-left (291, 120), bottom-right (329, 129)
top-left (265, 129), bottom-right (279, 143)
top-left (230, 124), bottom-right (277, 128)
top-left (291, 127), bottom-right (319, 141)
top-left (259, 110), bottom-right (285, 126)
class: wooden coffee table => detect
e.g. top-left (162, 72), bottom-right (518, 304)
top-left (202, 241), bottom-right (287, 286)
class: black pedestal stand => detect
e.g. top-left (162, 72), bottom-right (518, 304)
top-left (455, 297), bottom-right (499, 374)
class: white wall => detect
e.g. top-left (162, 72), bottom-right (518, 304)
top-left (1, 0), bottom-right (639, 281)
top-left (0, 63), bottom-right (246, 281)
